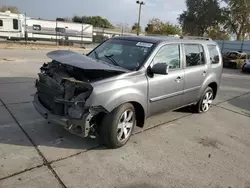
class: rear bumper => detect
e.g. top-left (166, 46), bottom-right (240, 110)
top-left (33, 93), bottom-right (92, 138)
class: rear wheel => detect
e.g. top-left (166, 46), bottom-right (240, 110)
top-left (194, 87), bottom-right (214, 113)
top-left (100, 103), bottom-right (136, 149)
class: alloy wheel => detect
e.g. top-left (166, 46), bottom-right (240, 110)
top-left (201, 91), bottom-right (213, 112)
top-left (117, 109), bottom-right (134, 142)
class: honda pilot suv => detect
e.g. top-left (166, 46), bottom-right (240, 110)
top-left (33, 36), bottom-right (223, 148)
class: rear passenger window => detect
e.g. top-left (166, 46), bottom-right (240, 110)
top-left (208, 45), bottom-right (220, 64)
top-left (184, 44), bottom-right (205, 67)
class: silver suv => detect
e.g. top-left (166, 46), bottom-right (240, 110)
top-left (33, 36), bottom-right (223, 148)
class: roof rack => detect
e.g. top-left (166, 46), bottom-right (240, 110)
top-left (179, 36), bottom-right (213, 41)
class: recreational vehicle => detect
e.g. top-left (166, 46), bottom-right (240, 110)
top-left (0, 11), bottom-right (93, 43)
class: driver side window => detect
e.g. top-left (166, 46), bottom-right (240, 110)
top-left (152, 44), bottom-right (180, 70)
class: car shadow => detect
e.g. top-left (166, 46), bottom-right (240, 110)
top-left (174, 106), bottom-right (193, 113)
top-left (0, 76), bottom-right (194, 153)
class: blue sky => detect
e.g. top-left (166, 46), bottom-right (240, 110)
top-left (0, 0), bottom-right (186, 27)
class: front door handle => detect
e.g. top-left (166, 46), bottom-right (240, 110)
top-left (175, 76), bottom-right (183, 82)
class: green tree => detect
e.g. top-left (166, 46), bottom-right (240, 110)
top-left (223, 0), bottom-right (250, 40)
top-left (0, 5), bottom-right (20, 13)
top-left (145, 18), bottom-right (164, 34)
top-left (178, 0), bottom-right (226, 36)
top-left (145, 18), bottom-right (181, 35)
top-left (206, 26), bottom-right (231, 40)
top-left (72, 15), bottom-right (113, 28)
top-left (162, 23), bottom-right (182, 35)
top-left (131, 23), bottom-right (141, 32)
top-left (56, 17), bottom-right (71, 22)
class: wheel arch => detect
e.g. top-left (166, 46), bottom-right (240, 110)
top-left (106, 100), bottom-right (146, 128)
top-left (207, 82), bottom-right (218, 99)
top-left (200, 74), bottom-right (219, 100)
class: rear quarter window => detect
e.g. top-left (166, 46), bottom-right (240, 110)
top-left (207, 45), bottom-right (220, 64)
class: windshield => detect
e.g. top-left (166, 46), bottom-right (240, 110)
top-left (87, 39), bottom-right (155, 70)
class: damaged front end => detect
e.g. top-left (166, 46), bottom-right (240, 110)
top-left (33, 60), bottom-right (109, 138)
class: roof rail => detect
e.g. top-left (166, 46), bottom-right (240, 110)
top-left (180, 36), bottom-right (213, 41)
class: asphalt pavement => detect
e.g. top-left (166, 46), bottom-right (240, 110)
top-left (0, 48), bottom-right (250, 188)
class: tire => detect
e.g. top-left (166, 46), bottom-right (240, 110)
top-left (242, 63), bottom-right (246, 73)
top-left (193, 87), bottom-right (214, 113)
top-left (100, 103), bottom-right (136, 149)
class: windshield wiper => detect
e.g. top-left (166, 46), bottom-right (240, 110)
top-left (104, 54), bottom-right (119, 66)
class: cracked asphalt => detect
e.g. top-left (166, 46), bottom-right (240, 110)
top-left (0, 48), bottom-right (250, 188)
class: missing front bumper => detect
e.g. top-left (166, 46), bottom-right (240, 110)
top-left (33, 93), bottom-right (93, 138)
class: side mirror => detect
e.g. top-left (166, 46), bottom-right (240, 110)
top-left (150, 63), bottom-right (169, 75)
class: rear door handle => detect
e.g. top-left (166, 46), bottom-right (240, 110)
top-left (202, 71), bottom-right (207, 76)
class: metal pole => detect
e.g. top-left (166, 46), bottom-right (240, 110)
top-left (136, 1), bottom-right (145, 36)
top-left (25, 12), bottom-right (27, 45)
top-left (137, 4), bottom-right (141, 36)
top-left (81, 18), bottom-right (83, 46)
top-left (56, 19), bottom-right (58, 46)
top-left (241, 39), bottom-right (244, 52)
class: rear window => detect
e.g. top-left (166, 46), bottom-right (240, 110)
top-left (0, 19), bottom-right (3, 27)
top-left (207, 45), bottom-right (220, 64)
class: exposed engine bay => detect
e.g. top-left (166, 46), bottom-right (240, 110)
top-left (35, 60), bottom-right (120, 119)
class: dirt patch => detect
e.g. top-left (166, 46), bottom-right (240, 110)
top-left (1, 58), bottom-right (14, 62)
top-left (0, 58), bottom-right (25, 62)
top-left (197, 137), bottom-right (220, 148)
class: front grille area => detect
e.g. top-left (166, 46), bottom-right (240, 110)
top-left (36, 74), bottom-right (65, 115)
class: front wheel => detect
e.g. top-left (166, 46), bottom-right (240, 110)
top-left (194, 87), bottom-right (214, 113)
top-left (100, 103), bottom-right (136, 149)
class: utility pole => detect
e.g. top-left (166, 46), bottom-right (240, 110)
top-left (24, 12), bottom-right (27, 45)
top-left (81, 17), bottom-right (83, 46)
top-left (136, 1), bottom-right (145, 36)
top-left (56, 18), bottom-right (58, 46)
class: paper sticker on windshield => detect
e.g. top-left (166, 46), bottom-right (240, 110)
top-left (136, 42), bottom-right (153, 48)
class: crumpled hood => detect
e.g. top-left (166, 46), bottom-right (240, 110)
top-left (46, 50), bottom-right (128, 73)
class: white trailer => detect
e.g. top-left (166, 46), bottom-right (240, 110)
top-left (26, 18), bottom-right (93, 43)
top-left (0, 11), bottom-right (93, 43)
top-left (0, 11), bottom-right (24, 39)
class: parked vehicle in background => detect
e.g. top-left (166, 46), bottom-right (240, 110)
top-left (0, 11), bottom-right (93, 43)
top-left (33, 36), bottom-right (223, 149)
top-left (223, 51), bottom-right (249, 69)
top-left (242, 59), bottom-right (250, 73)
